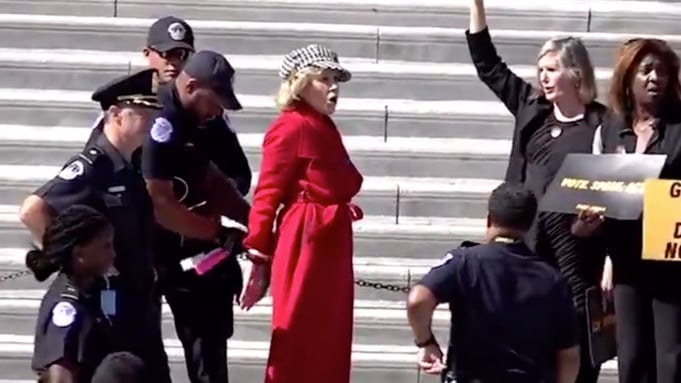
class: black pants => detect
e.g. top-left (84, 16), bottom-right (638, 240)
top-left (614, 283), bottom-right (681, 383)
top-left (164, 258), bottom-right (242, 383)
top-left (576, 308), bottom-right (601, 383)
top-left (116, 287), bottom-right (171, 383)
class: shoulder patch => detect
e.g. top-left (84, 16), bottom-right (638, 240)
top-left (51, 301), bottom-right (77, 327)
top-left (57, 160), bottom-right (85, 181)
top-left (431, 252), bottom-right (455, 269)
top-left (151, 117), bottom-right (173, 143)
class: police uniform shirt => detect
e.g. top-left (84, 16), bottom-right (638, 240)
top-left (418, 240), bottom-right (579, 382)
top-left (141, 82), bottom-right (209, 186)
top-left (151, 82), bottom-right (252, 195)
top-left (35, 133), bottom-right (156, 288)
top-left (32, 273), bottom-right (115, 382)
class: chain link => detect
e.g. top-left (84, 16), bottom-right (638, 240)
top-left (354, 278), bottom-right (410, 293)
top-left (0, 269), bottom-right (31, 283)
top-left (0, 254), bottom-right (411, 294)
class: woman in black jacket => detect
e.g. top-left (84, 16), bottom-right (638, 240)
top-left (467, 1), bottom-right (607, 382)
top-left (575, 37), bottom-right (681, 383)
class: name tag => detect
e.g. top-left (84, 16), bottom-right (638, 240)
top-left (100, 290), bottom-right (117, 316)
top-left (107, 185), bottom-right (126, 193)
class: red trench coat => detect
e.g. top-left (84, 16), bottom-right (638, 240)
top-left (243, 102), bottom-right (364, 383)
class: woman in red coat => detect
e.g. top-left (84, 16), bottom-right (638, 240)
top-left (240, 44), bottom-right (364, 383)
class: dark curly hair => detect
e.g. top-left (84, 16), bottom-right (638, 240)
top-left (25, 205), bottom-right (111, 282)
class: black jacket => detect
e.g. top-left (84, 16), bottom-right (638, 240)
top-left (599, 108), bottom-right (681, 287)
top-left (466, 27), bottom-right (607, 185)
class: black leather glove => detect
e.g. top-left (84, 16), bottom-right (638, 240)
top-left (215, 226), bottom-right (245, 252)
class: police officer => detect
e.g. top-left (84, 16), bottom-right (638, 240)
top-left (29, 205), bottom-right (120, 383)
top-left (19, 69), bottom-right (171, 382)
top-left (406, 183), bottom-right (581, 383)
top-left (86, 16), bottom-right (252, 196)
top-left (143, 15), bottom-right (252, 195)
top-left (142, 50), bottom-right (249, 383)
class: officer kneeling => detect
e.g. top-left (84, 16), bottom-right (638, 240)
top-left (407, 182), bottom-right (581, 383)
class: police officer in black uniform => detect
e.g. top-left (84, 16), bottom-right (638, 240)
top-left (86, 16), bottom-right (252, 195)
top-left (19, 69), bottom-right (171, 382)
top-left (407, 183), bottom-right (581, 383)
top-left (143, 15), bottom-right (252, 195)
top-left (142, 50), bottom-right (249, 383)
top-left (29, 205), bottom-right (119, 383)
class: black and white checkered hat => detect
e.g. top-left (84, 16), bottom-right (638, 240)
top-left (279, 44), bottom-right (351, 82)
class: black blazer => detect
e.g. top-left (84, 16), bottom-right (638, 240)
top-left (597, 108), bottom-right (681, 286)
top-left (466, 27), bottom-right (607, 184)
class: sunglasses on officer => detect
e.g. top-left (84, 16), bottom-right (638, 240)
top-left (149, 47), bottom-right (193, 62)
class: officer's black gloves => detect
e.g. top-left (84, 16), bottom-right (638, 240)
top-left (215, 216), bottom-right (248, 254)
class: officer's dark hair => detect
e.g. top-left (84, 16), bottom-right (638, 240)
top-left (91, 352), bottom-right (146, 383)
top-left (487, 182), bottom-right (537, 232)
top-left (25, 205), bottom-right (111, 282)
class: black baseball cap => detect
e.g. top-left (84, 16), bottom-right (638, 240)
top-left (91, 69), bottom-right (161, 111)
top-left (147, 16), bottom-right (195, 53)
top-left (183, 50), bottom-right (242, 111)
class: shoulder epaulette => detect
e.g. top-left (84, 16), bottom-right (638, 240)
top-left (77, 147), bottom-right (105, 166)
top-left (59, 281), bottom-right (79, 302)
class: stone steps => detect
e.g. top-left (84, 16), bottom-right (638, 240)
top-left (0, 204), bottom-right (487, 257)
top-left (0, 0), bottom-right (679, 35)
top-left (0, 164), bottom-right (499, 219)
top-left (0, 48), bottom-right (616, 103)
top-left (1, 14), bottom-right (680, 66)
top-left (0, 125), bottom-right (511, 179)
top-left (0, 88), bottom-right (517, 139)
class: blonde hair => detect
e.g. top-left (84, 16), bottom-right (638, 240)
top-left (537, 37), bottom-right (598, 104)
top-left (275, 66), bottom-right (324, 111)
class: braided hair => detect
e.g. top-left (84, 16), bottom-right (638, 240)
top-left (25, 205), bottom-right (111, 282)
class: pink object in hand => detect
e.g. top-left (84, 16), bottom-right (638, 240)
top-left (194, 248), bottom-right (229, 276)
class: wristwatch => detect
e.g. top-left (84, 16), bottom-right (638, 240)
top-left (415, 333), bottom-right (438, 348)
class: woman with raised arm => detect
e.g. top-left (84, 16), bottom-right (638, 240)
top-left (467, 1), bottom-right (607, 382)
top-left (574, 38), bottom-right (681, 383)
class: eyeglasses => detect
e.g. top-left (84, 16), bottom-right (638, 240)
top-left (150, 48), bottom-right (192, 62)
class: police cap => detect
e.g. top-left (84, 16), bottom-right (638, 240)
top-left (91, 69), bottom-right (161, 111)
top-left (147, 16), bottom-right (194, 53)
top-left (183, 50), bottom-right (242, 111)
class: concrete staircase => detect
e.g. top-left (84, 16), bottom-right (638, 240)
top-left (0, 0), bottom-right (678, 381)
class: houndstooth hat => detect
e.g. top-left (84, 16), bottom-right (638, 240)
top-left (279, 44), bottom-right (352, 82)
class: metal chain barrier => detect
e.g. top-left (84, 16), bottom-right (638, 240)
top-left (354, 278), bottom-right (410, 293)
top-left (0, 269), bottom-right (31, 283)
top-left (0, 253), bottom-right (413, 294)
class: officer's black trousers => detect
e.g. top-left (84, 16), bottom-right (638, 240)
top-left (117, 288), bottom-right (172, 383)
top-left (165, 259), bottom-right (240, 383)
top-left (575, 309), bottom-right (601, 383)
top-left (613, 283), bottom-right (681, 383)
